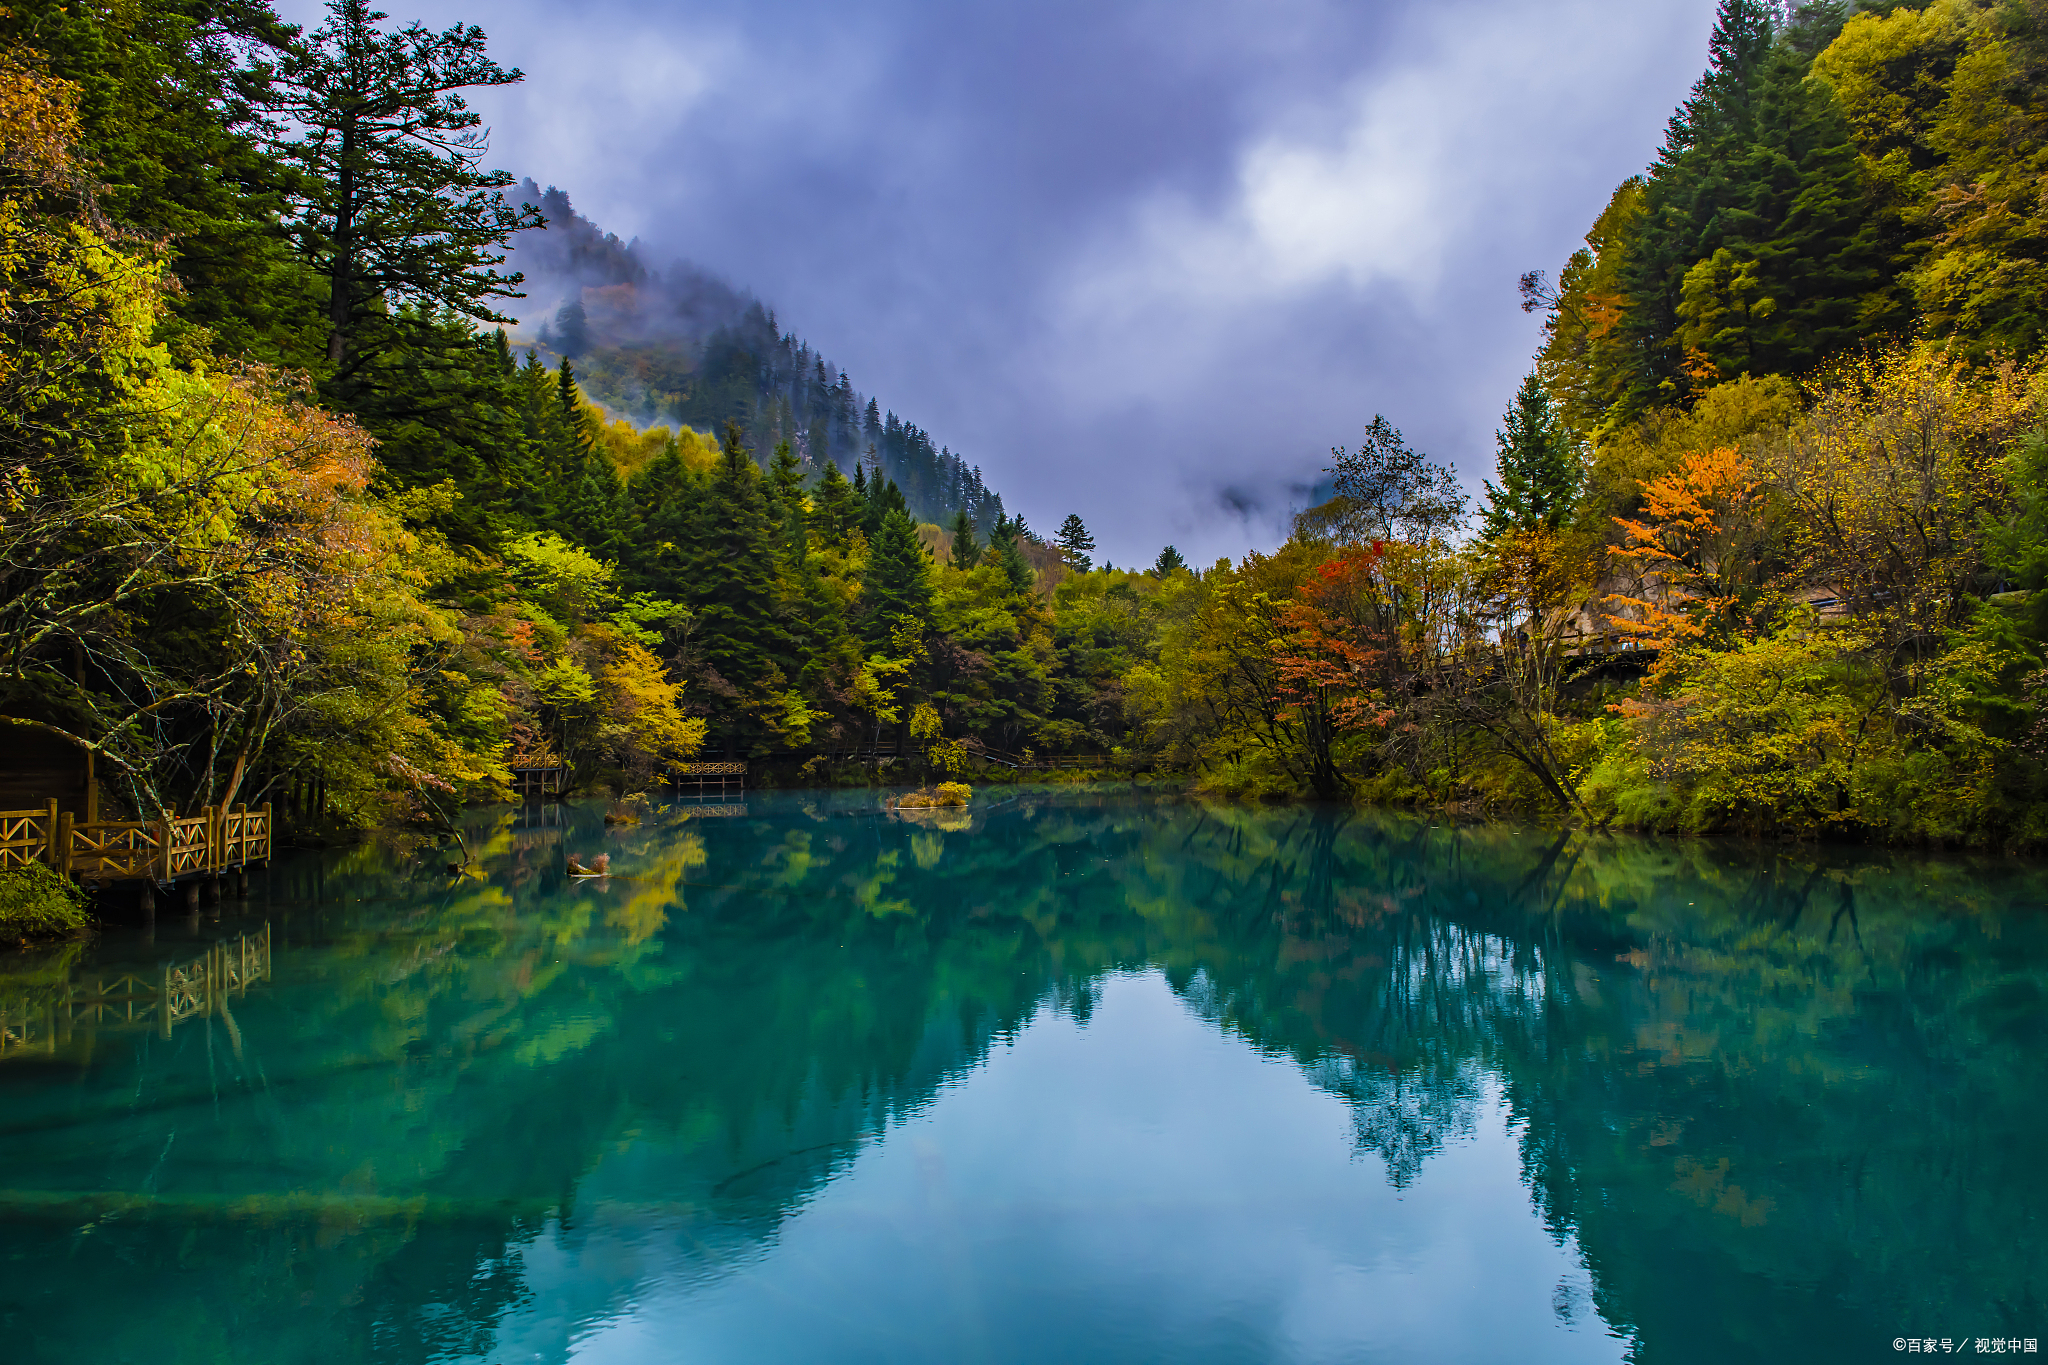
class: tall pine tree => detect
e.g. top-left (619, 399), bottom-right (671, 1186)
top-left (863, 508), bottom-right (936, 650)
top-left (1479, 374), bottom-right (1583, 542)
top-left (693, 421), bottom-right (795, 703)
top-left (949, 508), bottom-right (981, 569)
top-left (1055, 514), bottom-right (1095, 572)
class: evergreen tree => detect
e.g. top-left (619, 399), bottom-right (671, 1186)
top-left (625, 438), bottom-right (702, 595)
top-left (815, 461), bottom-right (862, 549)
top-left (268, 0), bottom-right (541, 369)
top-left (1622, 0), bottom-right (1894, 404)
top-left (766, 438), bottom-right (806, 550)
top-left (340, 315), bottom-right (536, 546)
top-left (511, 349), bottom-right (565, 522)
top-left (1055, 514), bottom-right (1096, 572)
top-left (554, 298), bottom-right (589, 358)
top-left (790, 520), bottom-right (858, 690)
top-left (1152, 545), bottom-right (1187, 576)
top-left (1480, 374), bottom-right (1583, 542)
top-left (768, 439), bottom-right (805, 509)
top-left (863, 474), bottom-right (909, 540)
top-left (862, 508), bottom-right (935, 650)
top-left (950, 509), bottom-right (981, 570)
top-left (692, 421), bottom-right (794, 698)
top-left (986, 516), bottom-right (1036, 596)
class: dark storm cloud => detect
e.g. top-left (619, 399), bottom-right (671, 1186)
top-left (281, 0), bottom-right (1718, 562)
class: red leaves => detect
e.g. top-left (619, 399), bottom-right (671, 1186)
top-left (1273, 545), bottom-right (1396, 733)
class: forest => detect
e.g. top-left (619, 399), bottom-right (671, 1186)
top-left (6, 0), bottom-right (2048, 860)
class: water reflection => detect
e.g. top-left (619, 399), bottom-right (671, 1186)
top-left (0, 791), bottom-right (2041, 1364)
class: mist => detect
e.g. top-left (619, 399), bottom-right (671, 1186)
top-left (276, 0), bottom-right (1719, 564)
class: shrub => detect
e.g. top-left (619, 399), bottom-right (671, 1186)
top-left (0, 863), bottom-right (93, 938)
top-left (897, 783), bottom-right (973, 809)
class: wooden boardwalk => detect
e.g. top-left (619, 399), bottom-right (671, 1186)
top-left (672, 761), bottom-right (746, 798)
top-left (0, 801), bottom-right (273, 890)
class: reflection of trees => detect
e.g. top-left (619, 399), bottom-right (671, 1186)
top-left (1058, 799), bottom-right (2048, 1356)
top-left (2, 792), bottom-right (2045, 1362)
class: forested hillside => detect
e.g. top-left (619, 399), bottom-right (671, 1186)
top-left (507, 184), bottom-right (1007, 532)
top-left (8, 0), bottom-right (2048, 851)
top-left (0, 0), bottom-right (1111, 839)
top-left (1154, 0), bottom-right (2048, 845)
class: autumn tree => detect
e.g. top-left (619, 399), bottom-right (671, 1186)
top-left (1606, 445), bottom-right (1777, 650)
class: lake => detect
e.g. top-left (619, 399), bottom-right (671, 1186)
top-left (0, 789), bottom-right (2042, 1364)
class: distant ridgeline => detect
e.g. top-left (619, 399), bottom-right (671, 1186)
top-left (507, 182), bottom-right (1004, 532)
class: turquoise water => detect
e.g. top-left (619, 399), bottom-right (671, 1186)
top-left (0, 790), bottom-right (2043, 1363)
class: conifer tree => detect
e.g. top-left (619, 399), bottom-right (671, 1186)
top-left (791, 523), bottom-right (858, 690)
top-left (1622, 0), bottom-right (1893, 402)
top-left (554, 298), bottom-right (590, 358)
top-left (625, 438), bottom-right (702, 594)
top-left (815, 461), bottom-right (862, 549)
top-left (510, 349), bottom-right (561, 523)
top-left (1480, 374), bottom-right (1583, 542)
top-left (546, 359), bottom-right (624, 552)
top-left (692, 421), bottom-right (794, 695)
top-left (863, 474), bottom-right (909, 540)
top-left (1056, 514), bottom-right (1095, 572)
top-left (862, 508), bottom-right (935, 650)
top-left (950, 508), bottom-right (981, 570)
top-left (986, 516), bottom-right (1036, 596)
top-left (1152, 545), bottom-right (1187, 576)
top-left (768, 439), bottom-right (805, 522)
top-left (269, 0), bottom-right (541, 369)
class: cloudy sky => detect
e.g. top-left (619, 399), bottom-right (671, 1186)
top-left (283, 0), bottom-right (1718, 564)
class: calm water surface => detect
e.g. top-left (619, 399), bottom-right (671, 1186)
top-left (0, 790), bottom-right (2042, 1364)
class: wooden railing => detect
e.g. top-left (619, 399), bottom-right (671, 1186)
top-left (0, 803), bottom-right (272, 883)
top-left (672, 761), bottom-right (746, 799)
top-left (67, 821), bottom-right (159, 881)
top-left (0, 805), bottom-right (55, 871)
top-left (220, 805), bottom-right (272, 868)
top-left (0, 924), bottom-right (271, 1058)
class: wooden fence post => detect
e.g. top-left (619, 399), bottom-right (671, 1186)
top-left (44, 799), bottom-right (58, 869)
top-left (261, 802), bottom-right (272, 861)
top-left (55, 811), bottom-right (71, 878)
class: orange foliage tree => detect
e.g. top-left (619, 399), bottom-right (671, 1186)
top-left (1605, 445), bottom-right (1776, 651)
top-left (1272, 546), bottom-right (1397, 795)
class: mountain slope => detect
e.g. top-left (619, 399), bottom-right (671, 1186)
top-left (507, 182), bottom-right (1007, 533)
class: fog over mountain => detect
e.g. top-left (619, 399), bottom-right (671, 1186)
top-left (278, 0), bottom-right (1719, 563)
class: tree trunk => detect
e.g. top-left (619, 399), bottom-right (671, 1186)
top-left (326, 116), bottom-right (358, 365)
